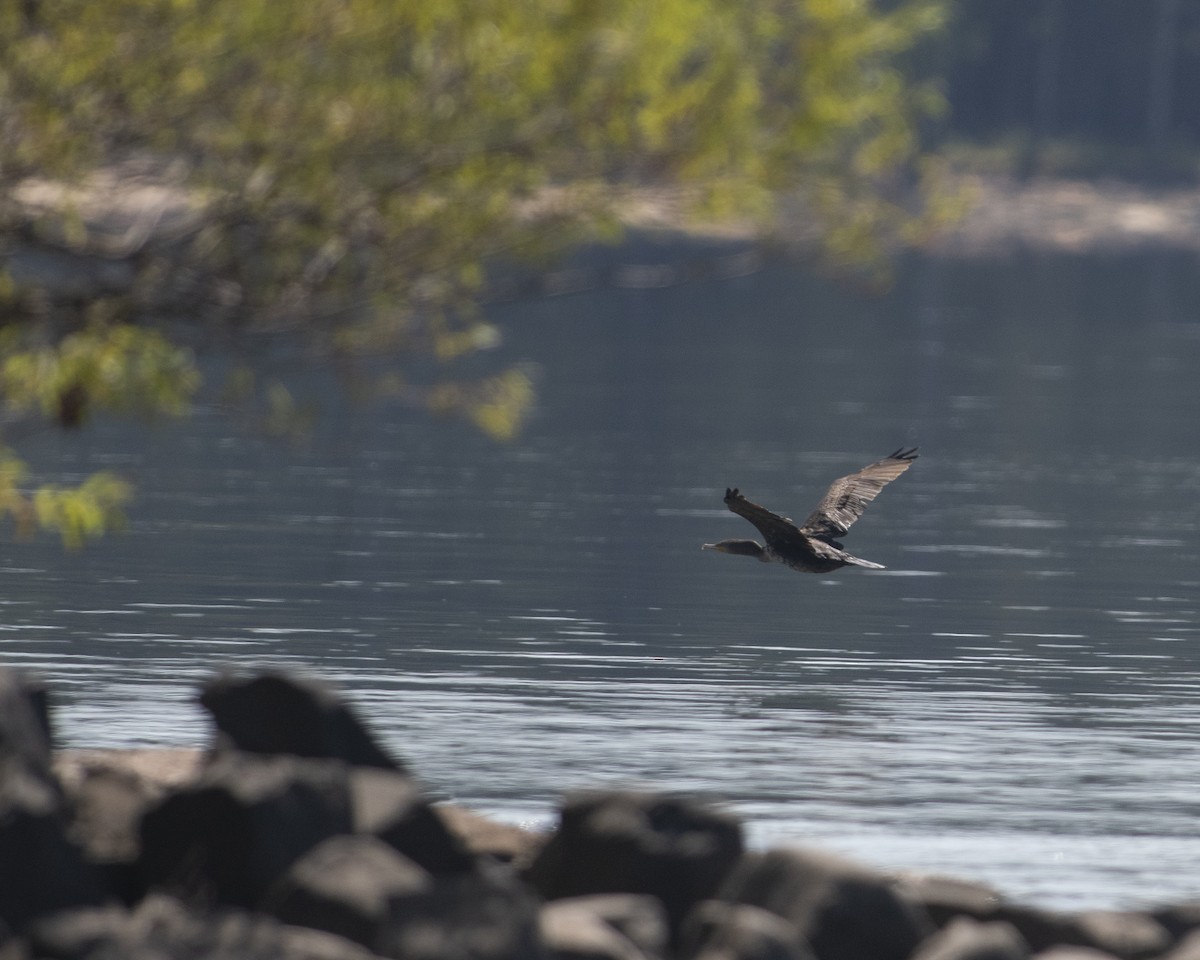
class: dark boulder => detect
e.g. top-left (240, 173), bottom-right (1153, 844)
top-left (138, 751), bottom-right (353, 907)
top-left (27, 893), bottom-right (379, 960)
top-left (350, 767), bottom-right (474, 875)
top-left (266, 834), bottom-right (432, 948)
top-left (1160, 928), bottom-right (1200, 960)
top-left (0, 669), bottom-right (109, 932)
top-left (540, 894), bottom-right (670, 960)
top-left (527, 791), bottom-right (743, 943)
top-left (376, 864), bottom-right (541, 960)
top-left (680, 900), bottom-right (815, 960)
top-left (199, 670), bottom-right (402, 770)
top-left (897, 874), bottom-right (1168, 960)
top-left (992, 908), bottom-right (1110, 956)
top-left (0, 670), bottom-right (55, 785)
top-left (719, 848), bottom-right (932, 960)
top-left (0, 769), bottom-right (109, 933)
top-left (0, 920), bottom-right (28, 960)
top-left (1153, 903), bottom-right (1200, 942)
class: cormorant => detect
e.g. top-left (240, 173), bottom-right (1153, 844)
top-left (702, 448), bottom-right (917, 574)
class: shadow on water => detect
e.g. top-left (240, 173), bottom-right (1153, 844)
top-left (3, 243), bottom-right (1200, 908)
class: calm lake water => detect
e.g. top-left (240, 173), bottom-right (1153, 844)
top-left (3, 241), bottom-right (1200, 910)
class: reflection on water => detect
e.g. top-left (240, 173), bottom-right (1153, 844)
top-left (3, 249), bottom-right (1200, 909)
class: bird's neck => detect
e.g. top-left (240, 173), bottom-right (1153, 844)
top-left (725, 540), bottom-right (770, 561)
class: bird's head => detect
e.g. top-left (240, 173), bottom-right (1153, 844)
top-left (702, 539), bottom-right (768, 560)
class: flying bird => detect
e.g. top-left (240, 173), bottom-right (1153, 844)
top-left (702, 448), bottom-right (918, 574)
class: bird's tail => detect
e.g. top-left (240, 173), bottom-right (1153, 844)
top-left (842, 554), bottom-right (885, 570)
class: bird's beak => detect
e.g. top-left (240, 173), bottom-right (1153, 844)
top-left (701, 543), bottom-right (720, 552)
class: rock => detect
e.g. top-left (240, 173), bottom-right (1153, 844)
top-left (55, 748), bottom-right (204, 794)
top-left (984, 907), bottom-right (1170, 959)
top-left (377, 865), bottom-right (541, 960)
top-left (967, 906), bottom-right (1079, 955)
top-left (53, 749), bottom-right (206, 906)
top-left (5, 667), bottom-right (1192, 960)
top-left (1154, 904), bottom-right (1200, 942)
top-left (1070, 912), bottom-right (1171, 960)
top-left (581, 894), bottom-right (672, 958)
top-left (896, 873), bottom-right (1007, 927)
top-left (27, 893), bottom-right (379, 960)
top-left (0, 669), bottom-right (56, 789)
top-left (1031, 948), bottom-right (1120, 960)
top-left (138, 751), bottom-right (353, 907)
top-left (60, 761), bottom-right (164, 906)
top-left (720, 848), bottom-right (932, 960)
top-left (0, 919), bottom-right (29, 960)
top-left (1155, 906), bottom-right (1200, 944)
top-left (434, 804), bottom-right (546, 866)
top-left (1160, 928), bottom-right (1200, 960)
top-left (893, 875), bottom-right (1144, 959)
top-left (350, 767), bottom-right (474, 875)
top-left (1, 670), bottom-right (110, 928)
top-left (63, 762), bottom-right (158, 865)
top-left (527, 791), bottom-right (743, 943)
top-left (896, 874), bottom-right (1169, 959)
top-left (266, 834), bottom-right (432, 949)
top-left (24, 903), bottom-right (129, 960)
top-left (198, 670), bottom-right (403, 770)
top-left (540, 895), bottom-right (669, 960)
top-left (910, 917), bottom-right (1030, 960)
top-left (680, 900), bottom-right (814, 960)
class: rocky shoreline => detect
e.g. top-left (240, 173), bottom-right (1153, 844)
top-left (3, 667), bottom-right (1200, 960)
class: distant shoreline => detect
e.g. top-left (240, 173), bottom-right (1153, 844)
top-left (920, 173), bottom-right (1200, 258)
top-left (10, 167), bottom-right (1200, 309)
top-left (600, 171), bottom-right (1200, 260)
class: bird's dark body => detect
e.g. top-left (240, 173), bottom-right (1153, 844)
top-left (764, 542), bottom-right (847, 574)
top-left (703, 447), bottom-right (918, 575)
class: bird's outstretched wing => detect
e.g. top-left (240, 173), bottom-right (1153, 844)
top-left (723, 488), bottom-right (810, 552)
top-left (799, 447), bottom-right (918, 539)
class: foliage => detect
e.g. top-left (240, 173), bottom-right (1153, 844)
top-left (3, 0), bottom-right (944, 315)
top-left (33, 472), bottom-right (134, 550)
top-left (428, 368), bottom-right (536, 442)
top-left (0, 446), bottom-right (133, 549)
top-left (0, 0), bottom-right (945, 545)
top-left (0, 323), bottom-right (197, 546)
top-left (0, 323), bottom-right (200, 427)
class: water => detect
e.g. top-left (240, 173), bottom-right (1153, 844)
top-left (3, 243), bottom-right (1200, 910)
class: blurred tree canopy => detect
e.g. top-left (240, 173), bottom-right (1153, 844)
top-left (0, 0), bottom-right (945, 545)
